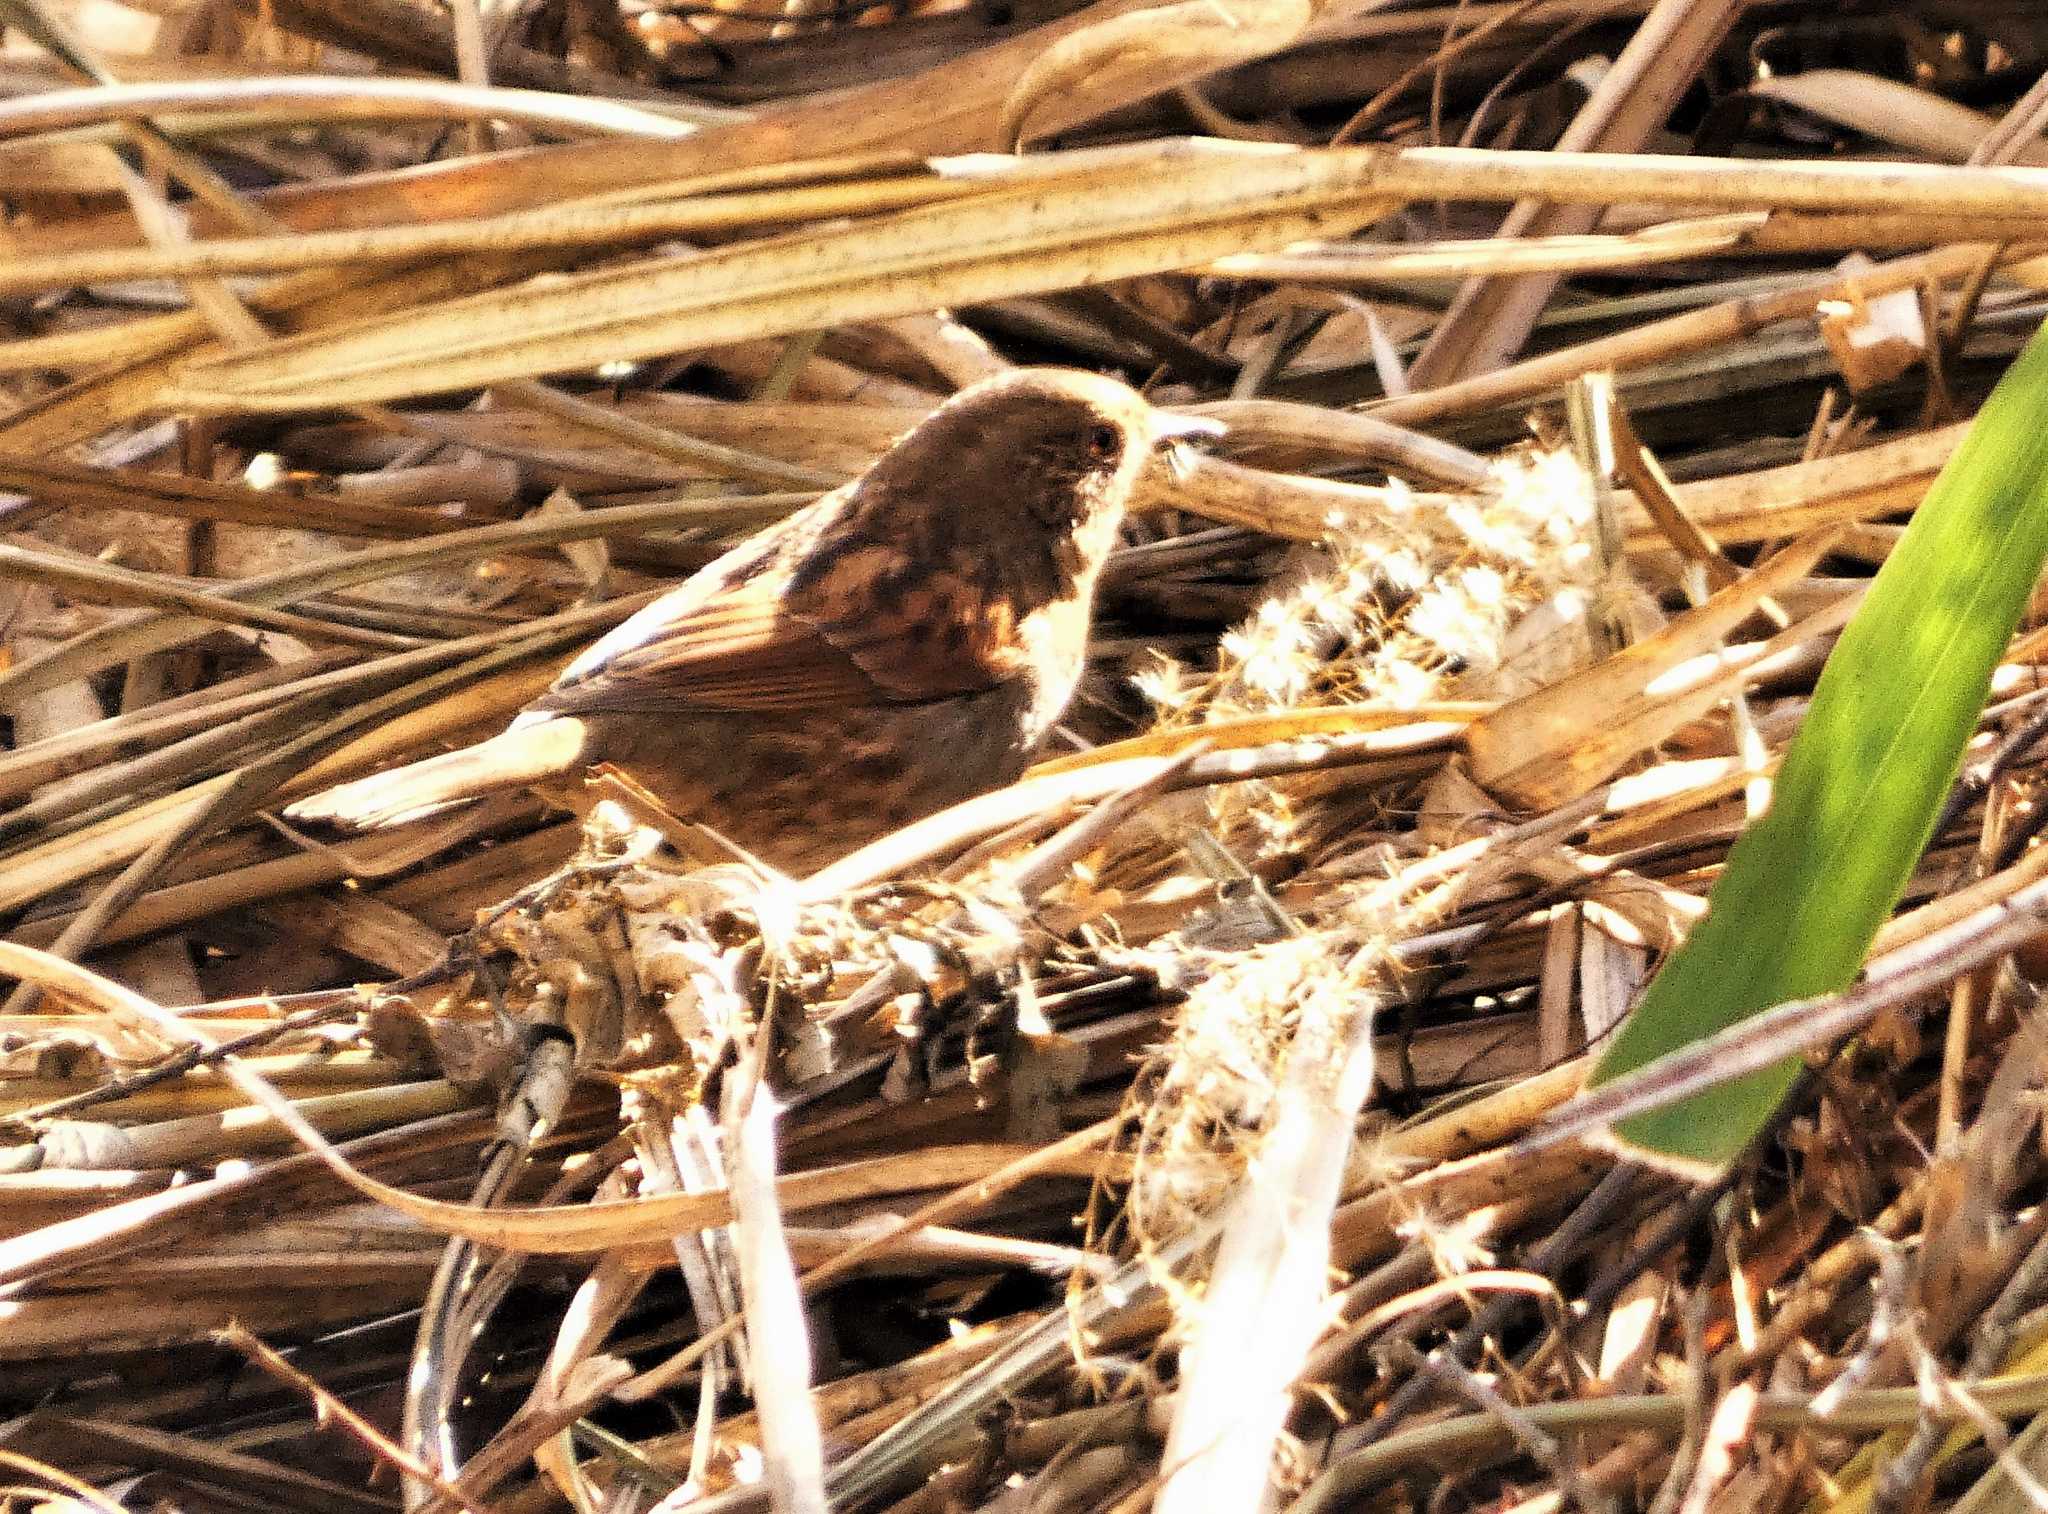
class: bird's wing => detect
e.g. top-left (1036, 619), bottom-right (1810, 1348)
top-left (535, 507), bottom-right (1024, 716)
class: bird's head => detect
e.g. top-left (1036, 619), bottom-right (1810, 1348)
top-left (881, 368), bottom-right (1221, 547)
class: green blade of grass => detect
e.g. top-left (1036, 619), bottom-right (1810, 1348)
top-left (1587, 319), bottom-right (2048, 1177)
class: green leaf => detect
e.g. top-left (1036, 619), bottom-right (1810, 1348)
top-left (1587, 319), bottom-right (2048, 1177)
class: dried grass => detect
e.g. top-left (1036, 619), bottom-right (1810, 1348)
top-left (8, 2), bottom-right (2048, 1511)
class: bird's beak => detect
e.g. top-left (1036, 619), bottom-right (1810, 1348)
top-left (1150, 410), bottom-right (1227, 449)
top-left (1134, 410), bottom-right (1223, 509)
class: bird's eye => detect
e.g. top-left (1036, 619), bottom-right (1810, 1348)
top-left (1087, 424), bottom-right (1120, 460)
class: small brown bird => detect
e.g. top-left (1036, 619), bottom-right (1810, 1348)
top-left (286, 369), bottom-right (1219, 872)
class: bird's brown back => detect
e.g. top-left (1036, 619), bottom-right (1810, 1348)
top-left (534, 369), bottom-right (1165, 723)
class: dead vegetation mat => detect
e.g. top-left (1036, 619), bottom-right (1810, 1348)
top-left (13, 1), bottom-right (2048, 1510)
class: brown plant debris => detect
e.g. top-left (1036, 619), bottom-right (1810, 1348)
top-left (12, 3), bottom-right (2048, 1511)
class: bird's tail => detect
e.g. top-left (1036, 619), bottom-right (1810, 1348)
top-left (284, 716), bottom-right (590, 831)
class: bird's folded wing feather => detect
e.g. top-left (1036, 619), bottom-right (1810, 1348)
top-left (534, 545), bottom-right (1020, 716)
